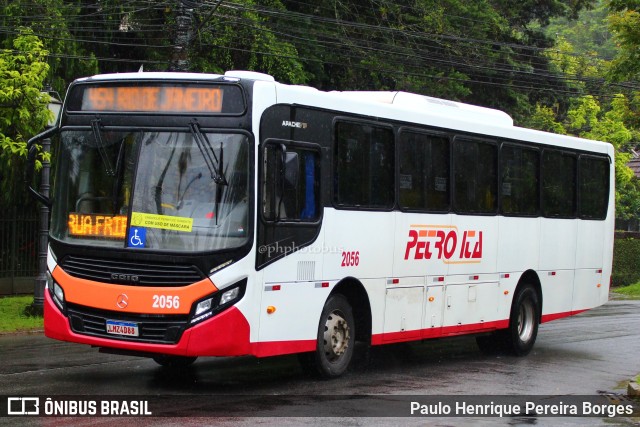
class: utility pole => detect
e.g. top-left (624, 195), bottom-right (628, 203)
top-left (170, 1), bottom-right (194, 71)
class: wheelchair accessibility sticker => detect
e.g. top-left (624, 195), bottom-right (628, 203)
top-left (128, 227), bottom-right (147, 248)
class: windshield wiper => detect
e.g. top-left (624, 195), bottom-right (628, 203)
top-left (91, 118), bottom-right (115, 176)
top-left (189, 121), bottom-right (227, 186)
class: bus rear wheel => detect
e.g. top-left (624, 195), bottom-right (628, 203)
top-left (505, 284), bottom-right (539, 356)
top-left (299, 294), bottom-right (355, 379)
top-left (476, 283), bottom-right (540, 356)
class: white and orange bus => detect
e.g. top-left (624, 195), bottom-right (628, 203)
top-left (27, 71), bottom-right (614, 377)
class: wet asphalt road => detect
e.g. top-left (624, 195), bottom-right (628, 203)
top-left (0, 296), bottom-right (639, 426)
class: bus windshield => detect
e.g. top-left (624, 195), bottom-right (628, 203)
top-left (50, 129), bottom-right (250, 252)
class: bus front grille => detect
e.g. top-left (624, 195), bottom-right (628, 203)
top-left (67, 303), bottom-right (189, 344)
top-left (60, 255), bottom-right (204, 286)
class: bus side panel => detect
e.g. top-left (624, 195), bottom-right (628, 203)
top-left (389, 212), bottom-right (451, 342)
top-left (256, 224), bottom-right (329, 354)
top-left (496, 217), bottom-right (540, 273)
top-left (539, 219), bottom-right (578, 270)
top-left (496, 216), bottom-right (540, 322)
top-left (255, 279), bottom-right (325, 356)
top-left (393, 212), bottom-right (450, 279)
top-left (323, 208), bottom-right (395, 338)
top-left (539, 219), bottom-right (577, 317)
top-left (540, 269), bottom-right (576, 321)
top-left (442, 277), bottom-right (501, 334)
top-left (447, 215), bottom-right (499, 276)
top-left (572, 219), bottom-right (607, 311)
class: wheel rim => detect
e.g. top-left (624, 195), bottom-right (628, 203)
top-left (323, 310), bottom-right (351, 363)
top-left (517, 298), bottom-right (535, 343)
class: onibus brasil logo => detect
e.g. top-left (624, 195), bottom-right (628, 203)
top-left (404, 225), bottom-right (483, 264)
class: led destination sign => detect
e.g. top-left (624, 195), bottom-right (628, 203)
top-left (68, 213), bottom-right (127, 239)
top-left (67, 212), bottom-right (195, 239)
top-left (82, 86), bottom-right (224, 113)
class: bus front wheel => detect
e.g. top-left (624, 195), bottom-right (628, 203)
top-left (300, 294), bottom-right (355, 378)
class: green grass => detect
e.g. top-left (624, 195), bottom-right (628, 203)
top-left (612, 282), bottom-right (640, 298)
top-left (0, 296), bottom-right (44, 333)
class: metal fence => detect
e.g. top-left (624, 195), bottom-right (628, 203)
top-left (0, 207), bottom-right (38, 295)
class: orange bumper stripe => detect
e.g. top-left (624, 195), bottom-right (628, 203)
top-left (52, 267), bottom-right (217, 315)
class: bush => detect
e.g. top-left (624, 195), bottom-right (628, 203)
top-left (613, 235), bottom-right (640, 286)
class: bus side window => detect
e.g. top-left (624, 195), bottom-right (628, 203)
top-left (334, 121), bottom-right (394, 209)
top-left (579, 155), bottom-right (609, 220)
top-left (398, 130), bottom-right (450, 212)
top-left (542, 150), bottom-right (577, 218)
top-left (500, 144), bottom-right (539, 216)
top-left (453, 138), bottom-right (498, 214)
top-left (263, 143), bottom-right (320, 222)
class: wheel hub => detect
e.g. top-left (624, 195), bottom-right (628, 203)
top-left (517, 299), bottom-right (535, 342)
top-left (323, 311), bottom-right (350, 362)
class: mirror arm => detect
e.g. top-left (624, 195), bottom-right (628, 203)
top-left (27, 126), bottom-right (58, 149)
top-left (25, 126), bottom-right (58, 207)
top-left (28, 186), bottom-right (52, 207)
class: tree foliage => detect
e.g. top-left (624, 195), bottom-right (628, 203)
top-left (188, 0), bottom-right (307, 83)
top-left (0, 29), bottom-right (52, 206)
top-left (608, 0), bottom-right (640, 81)
top-left (527, 93), bottom-right (640, 221)
top-left (4, 0), bottom-right (640, 224)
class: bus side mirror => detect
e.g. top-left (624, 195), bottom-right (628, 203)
top-left (25, 130), bottom-right (55, 207)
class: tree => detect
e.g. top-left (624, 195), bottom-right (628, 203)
top-left (0, 0), bottom-right (99, 94)
top-left (0, 29), bottom-right (53, 208)
top-left (608, 0), bottom-right (640, 82)
top-left (188, 0), bottom-right (308, 83)
top-left (527, 94), bottom-right (640, 221)
top-left (577, 95), bottom-right (640, 221)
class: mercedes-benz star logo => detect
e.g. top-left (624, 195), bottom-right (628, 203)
top-left (116, 294), bottom-right (129, 309)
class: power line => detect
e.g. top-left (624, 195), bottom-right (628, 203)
top-left (2, 0), bottom-right (636, 98)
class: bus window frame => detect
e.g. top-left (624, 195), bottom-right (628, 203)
top-left (577, 153), bottom-right (611, 221)
top-left (396, 126), bottom-right (451, 214)
top-left (331, 117), bottom-right (396, 212)
top-left (259, 138), bottom-right (324, 226)
top-left (452, 135), bottom-right (499, 216)
top-left (541, 148), bottom-right (578, 219)
top-left (498, 141), bottom-right (541, 218)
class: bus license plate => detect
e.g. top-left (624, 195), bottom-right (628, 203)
top-left (106, 320), bottom-right (139, 337)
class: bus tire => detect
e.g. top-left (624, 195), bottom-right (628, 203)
top-left (301, 294), bottom-right (355, 379)
top-left (152, 355), bottom-right (197, 368)
top-left (505, 284), bottom-right (540, 356)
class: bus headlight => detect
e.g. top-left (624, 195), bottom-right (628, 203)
top-left (220, 287), bottom-right (239, 305)
top-left (53, 282), bottom-right (65, 310)
top-left (189, 278), bottom-right (247, 325)
top-left (195, 298), bottom-right (212, 316)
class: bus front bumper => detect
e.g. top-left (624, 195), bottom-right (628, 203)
top-left (43, 290), bottom-right (252, 357)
